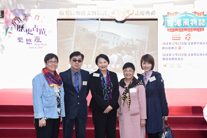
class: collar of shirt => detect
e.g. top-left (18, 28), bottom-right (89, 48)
top-left (142, 70), bottom-right (152, 78)
top-left (71, 69), bottom-right (81, 75)
top-left (142, 70), bottom-right (153, 85)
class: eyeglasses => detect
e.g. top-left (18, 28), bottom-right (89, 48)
top-left (72, 59), bottom-right (82, 63)
top-left (47, 61), bottom-right (58, 64)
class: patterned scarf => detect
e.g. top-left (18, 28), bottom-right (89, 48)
top-left (100, 70), bottom-right (113, 103)
top-left (119, 77), bottom-right (140, 111)
top-left (42, 67), bottom-right (62, 88)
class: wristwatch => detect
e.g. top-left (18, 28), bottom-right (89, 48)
top-left (39, 117), bottom-right (47, 120)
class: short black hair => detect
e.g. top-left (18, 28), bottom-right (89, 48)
top-left (69, 51), bottom-right (84, 60)
top-left (44, 53), bottom-right (58, 63)
top-left (95, 54), bottom-right (110, 65)
top-left (140, 54), bottom-right (155, 70)
top-left (122, 62), bottom-right (135, 71)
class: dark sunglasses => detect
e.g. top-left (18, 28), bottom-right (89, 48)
top-left (72, 59), bottom-right (82, 63)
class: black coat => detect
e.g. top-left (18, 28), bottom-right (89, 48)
top-left (138, 71), bottom-right (168, 134)
top-left (89, 70), bottom-right (119, 111)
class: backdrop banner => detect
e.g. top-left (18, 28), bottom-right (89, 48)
top-left (158, 10), bottom-right (207, 88)
top-left (1, 9), bottom-right (58, 88)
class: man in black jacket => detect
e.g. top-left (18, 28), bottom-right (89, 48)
top-left (60, 51), bottom-right (90, 138)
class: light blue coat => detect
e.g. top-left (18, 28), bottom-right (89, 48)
top-left (32, 73), bottom-right (65, 119)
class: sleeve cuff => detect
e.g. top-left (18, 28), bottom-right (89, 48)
top-left (34, 112), bottom-right (44, 119)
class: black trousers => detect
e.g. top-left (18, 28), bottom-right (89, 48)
top-left (148, 132), bottom-right (160, 138)
top-left (35, 118), bottom-right (60, 138)
top-left (92, 109), bottom-right (117, 138)
top-left (63, 113), bottom-right (87, 138)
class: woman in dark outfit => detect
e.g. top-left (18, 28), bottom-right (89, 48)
top-left (138, 54), bottom-right (168, 138)
top-left (89, 54), bottom-right (119, 138)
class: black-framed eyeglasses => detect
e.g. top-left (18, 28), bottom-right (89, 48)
top-left (72, 59), bottom-right (82, 63)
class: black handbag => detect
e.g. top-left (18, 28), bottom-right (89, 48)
top-left (160, 119), bottom-right (174, 138)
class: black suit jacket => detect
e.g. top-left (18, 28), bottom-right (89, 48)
top-left (60, 69), bottom-right (90, 119)
top-left (89, 70), bottom-right (119, 111)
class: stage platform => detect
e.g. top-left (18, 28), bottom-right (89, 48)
top-left (0, 88), bottom-right (207, 138)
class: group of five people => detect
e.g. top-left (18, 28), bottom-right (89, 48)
top-left (33, 51), bottom-right (168, 138)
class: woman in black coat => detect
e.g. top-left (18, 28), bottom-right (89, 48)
top-left (89, 54), bottom-right (119, 138)
top-left (138, 54), bottom-right (168, 138)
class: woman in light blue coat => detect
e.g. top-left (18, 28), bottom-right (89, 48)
top-left (33, 53), bottom-right (65, 138)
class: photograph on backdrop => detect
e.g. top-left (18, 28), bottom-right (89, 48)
top-left (57, 19), bottom-right (158, 77)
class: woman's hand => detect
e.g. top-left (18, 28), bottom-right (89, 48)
top-left (39, 118), bottom-right (46, 127)
top-left (163, 116), bottom-right (168, 121)
top-left (103, 105), bottom-right (113, 114)
top-left (140, 119), bottom-right (146, 127)
top-left (60, 117), bottom-right (62, 122)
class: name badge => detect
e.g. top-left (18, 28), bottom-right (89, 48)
top-left (130, 88), bottom-right (137, 93)
top-left (82, 81), bottom-right (87, 86)
top-left (149, 76), bottom-right (156, 82)
top-left (93, 73), bottom-right (100, 77)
